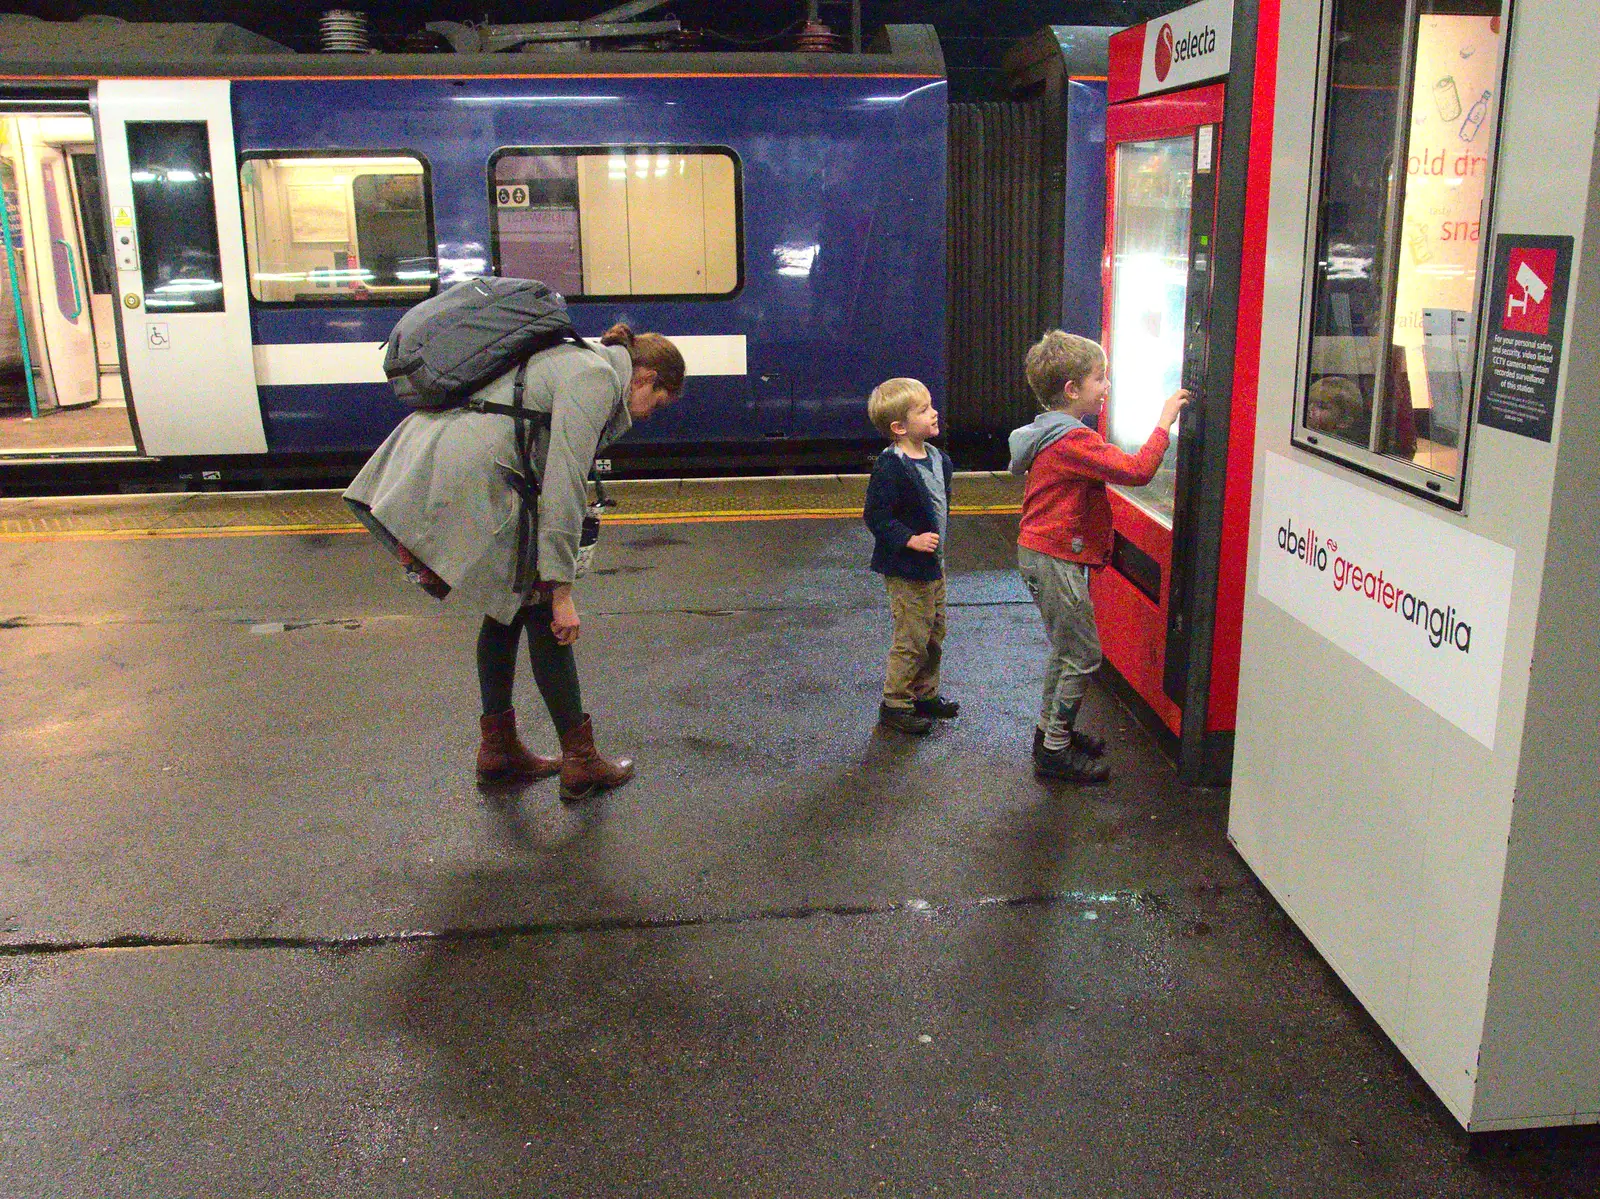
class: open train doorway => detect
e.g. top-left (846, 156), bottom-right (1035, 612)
top-left (0, 101), bottom-right (137, 458)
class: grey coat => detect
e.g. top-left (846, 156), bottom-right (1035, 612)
top-left (344, 341), bottom-right (633, 623)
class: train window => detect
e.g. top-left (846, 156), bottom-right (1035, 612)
top-left (1295, 0), bottom-right (1507, 507)
top-left (69, 152), bottom-right (113, 296)
top-left (238, 154), bottom-right (436, 304)
top-left (489, 147), bottom-right (741, 299)
top-left (126, 122), bottom-right (224, 314)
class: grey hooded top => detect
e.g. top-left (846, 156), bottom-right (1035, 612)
top-left (1008, 409), bottom-right (1087, 475)
top-left (344, 341), bottom-right (633, 623)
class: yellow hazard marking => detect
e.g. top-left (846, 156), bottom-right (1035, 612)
top-left (0, 504), bottom-right (1020, 544)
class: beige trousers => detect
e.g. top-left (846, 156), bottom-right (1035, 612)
top-left (883, 576), bottom-right (946, 708)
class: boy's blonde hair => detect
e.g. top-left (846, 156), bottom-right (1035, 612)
top-left (867, 377), bottom-right (931, 438)
top-left (1025, 331), bottom-right (1105, 408)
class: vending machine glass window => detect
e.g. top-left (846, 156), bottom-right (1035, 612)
top-left (1108, 135), bottom-right (1193, 526)
top-left (1297, 0), bottom-right (1506, 506)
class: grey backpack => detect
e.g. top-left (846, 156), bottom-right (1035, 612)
top-left (382, 276), bottom-right (586, 411)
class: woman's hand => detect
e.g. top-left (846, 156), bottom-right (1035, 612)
top-left (550, 585), bottom-right (580, 645)
top-left (1157, 388), bottom-right (1192, 432)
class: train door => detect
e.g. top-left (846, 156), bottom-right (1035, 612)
top-left (95, 79), bottom-right (265, 456)
top-left (65, 146), bottom-right (124, 403)
top-left (1095, 0), bottom-right (1264, 781)
top-left (0, 106), bottom-right (136, 455)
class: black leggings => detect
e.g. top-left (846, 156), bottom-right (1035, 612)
top-left (476, 603), bottom-right (584, 735)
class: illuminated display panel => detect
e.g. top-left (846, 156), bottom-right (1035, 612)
top-left (1108, 134), bottom-right (1192, 527)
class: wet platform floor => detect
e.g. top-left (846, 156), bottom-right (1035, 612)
top-left (0, 488), bottom-right (1592, 1197)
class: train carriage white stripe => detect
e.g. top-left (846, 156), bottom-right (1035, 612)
top-left (252, 334), bottom-right (747, 387)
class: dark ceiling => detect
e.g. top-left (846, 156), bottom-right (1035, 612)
top-left (2, 1), bottom-right (1172, 98)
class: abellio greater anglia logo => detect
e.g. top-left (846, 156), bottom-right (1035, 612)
top-left (1278, 517), bottom-right (1473, 653)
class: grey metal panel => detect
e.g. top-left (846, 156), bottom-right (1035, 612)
top-left (947, 97), bottom-right (1046, 437)
top-left (0, 20), bottom-right (944, 79)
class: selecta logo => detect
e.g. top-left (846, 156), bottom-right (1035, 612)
top-left (1277, 517), bottom-right (1474, 653)
top-left (1154, 24), bottom-right (1175, 81)
top-left (1153, 21), bottom-right (1219, 83)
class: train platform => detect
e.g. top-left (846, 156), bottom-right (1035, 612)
top-left (0, 480), bottom-right (1591, 1198)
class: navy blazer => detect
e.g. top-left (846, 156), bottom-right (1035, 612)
top-left (863, 444), bottom-right (955, 581)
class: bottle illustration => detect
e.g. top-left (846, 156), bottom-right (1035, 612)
top-left (1433, 75), bottom-right (1462, 121)
top-left (1460, 90), bottom-right (1491, 141)
top-left (1407, 219), bottom-right (1432, 265)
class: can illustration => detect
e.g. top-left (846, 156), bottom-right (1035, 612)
top-left (1433, 75), bottom-right (1462, 121)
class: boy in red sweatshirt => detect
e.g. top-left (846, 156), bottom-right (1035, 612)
top-left (1009, 331), bottom-right (1187, 783)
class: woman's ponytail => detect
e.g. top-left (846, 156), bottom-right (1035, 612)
top-left (601, 324), bottom-right (685, 396)
top-left (600, 323), bottom-right (636, 349)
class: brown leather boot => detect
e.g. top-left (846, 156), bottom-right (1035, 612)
top-left (558, 714), bottom-right (634, 803)
top-left (477, 709), bottom-right (561, 785)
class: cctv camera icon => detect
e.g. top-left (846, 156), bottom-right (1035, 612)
top-left (1515, 260), bottom-right (1548, 304)
top-left (1507, 259), bottom-right (1549, 319)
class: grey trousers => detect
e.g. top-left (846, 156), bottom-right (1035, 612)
top-left (1017, 545), bottom-right (1103, 735)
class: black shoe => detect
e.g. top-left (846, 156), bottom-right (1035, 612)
top-left (1034, 726), bottom-right (1107, 759)
top-left (1071, 729), bottom-right (1107, 757)
top-left (879, 702), bottom-right (934, 735)
top-left (913, 695), bottom-right (960, 719)
top-left (1034, 745), bottom-right (1111, 784)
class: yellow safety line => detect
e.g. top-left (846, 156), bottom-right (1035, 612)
top-left (0, 504), bottom-right (1020, 544)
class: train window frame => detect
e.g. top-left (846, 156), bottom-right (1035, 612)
top-left (1291, 0), bottom-right (1512, 510)
top-left (487, 144), bottom-right (745, 303)
top-left (236, 148), bottom-right (438, 308)
top-left (127, 120), bottom-right (226, 315)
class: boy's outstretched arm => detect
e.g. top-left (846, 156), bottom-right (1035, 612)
top-left (1058, 391), bottom-right (1188, 487)
top-left (1056, 427), bottom-right (1171, 487)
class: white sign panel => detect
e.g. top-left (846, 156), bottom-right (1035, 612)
top-left (1256, 453), bottom-right (1515, 748)
top-left (1139, 0), bottom-right (1234, 95)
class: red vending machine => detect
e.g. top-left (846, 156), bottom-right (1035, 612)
top-left (1093, 0), bottom-right (1274, 782)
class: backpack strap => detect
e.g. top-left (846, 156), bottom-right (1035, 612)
top-left (508, 360), bottom-right (540, 589)
top-left (465, 398), bottom-right (551, 424)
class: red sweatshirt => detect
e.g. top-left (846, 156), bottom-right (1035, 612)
top-left (1014, 420), bottom-right (1169, 566)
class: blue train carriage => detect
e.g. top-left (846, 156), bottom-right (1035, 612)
top-left (0, 17), bottom-right (947, 467)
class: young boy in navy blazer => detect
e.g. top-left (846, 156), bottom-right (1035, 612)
top-left (863, 377), bottom-right (959, 735)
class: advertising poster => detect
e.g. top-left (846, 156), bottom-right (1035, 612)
top-left (1392, 14), bottom-right (1502, 465)
top-left (1257, 453), bottom-right (1515, 749)
top-left (1477, 234), bottom-right (1573, 442)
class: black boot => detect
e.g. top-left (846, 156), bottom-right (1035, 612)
top-left (1034, 744), bottom-right (1111, 784)
top-left (1034, 726), bottom-right (1106, 760)
top-left (879, 702), bottom-right (933, 735)
top-left (913, 695), bottom-right (960, 719)
top-left (1071, 729), bottom-right (1107, 757)
top-left (1038, 698), bottom-right (1107, 760)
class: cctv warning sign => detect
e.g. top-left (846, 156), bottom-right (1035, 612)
top-left (1479, 234), bottom-right (1572, 443)
top-left (1501, 247), bottom-right (1557, 335)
